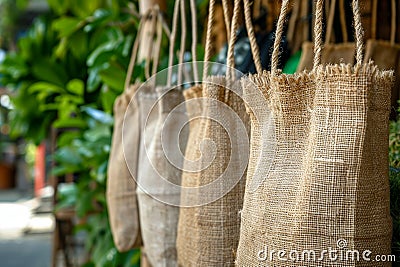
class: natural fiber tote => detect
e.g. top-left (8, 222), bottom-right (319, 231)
top-left (297, 0), bottom-right (355, 71)
top-left (106, 8), bottom-right (163, 252)
top-left (176, 0), bottom-right (260, 265)
top-left (107, 82), bottom-right (142, 252)
top-left (237, 0), bottom-right (393, 266)
top-left (365, 0), bottom-right (400, 118)
top-left (136, 1), bottom-right (192, 266)
top-left (136, 86), bottom-right (187, 267)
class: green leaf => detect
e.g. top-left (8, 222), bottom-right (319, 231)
top-left (88, 27), bottom-right (122, 52)
top-left (47, 0), bottom-right (70, 15)
top-left (121, 35), bottom-right (134, 57)
top-left (54, 146), bottom-right (83, 166)
top-left (76, 191), bottom-right (95, 217)
top-left (0, 54), bottom-right (29, 80)
top-left (86, 69), bottom-right (101, 93)
top-left (31, 59), bottom-right (69, 86)
top-left (83, 9), bottom-right (113, 32)
top-left (67, 30), bottom-right (90, 60)
top-left (95, 161), bottom-right (108, 184)
top-left (54, 94), bottom-right (84, 105)
top-left (50, 166), bottom-right (69, 177)
top-left (98, 61), bottom-right (126, 91)
top-left (39, 103), bottom-right (60, 112)
top-left (87, 40), bottom-right (121, 67)
top-left (83, 123), bottom-right (111, 142)
top-left (54, 37), bottom-right (68, 59)
top-left (53, 118), bottom-right (87, 129)
top-left (100, 85), bottom-right (118, 113)
top-left (52, 17), bottom-right (84, 37)
top-left (66, 79), bottom-right (85, 96)
top-left (16, 0), bottom-right (29, 9)
top-left (82, 107), bottom-right (113, 125)
top-left (57, 131), bottom-right (82, 147)
top-left (28, 82), bottom-right (65, 95)
top-left (70, 0), bottom-right (105, 19)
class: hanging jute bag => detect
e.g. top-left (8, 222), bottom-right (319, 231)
top-left (136, 86), bottom-right (186, 267)
top-left (106, 7), bottom-right (164, 252)
top-left (365, 0), bottom-right (400, 118)
top-left (237, 0), bottom-right (393, 266)
top-left (297, 0), bottom-right (355, 71)
top-left (176, 0), bottom-right (260, 265)
top-left (136, 0), bottom-right (192, 266)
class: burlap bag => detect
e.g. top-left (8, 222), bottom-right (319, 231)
top-left (297, 0), bottom-right (355, 71)
top-left (136, 1), bottom-right (193, 266)
top-left (177, 78), bottom-right (250, 267)
top-left (365, 0), bottom-right (400, 118)
top-left (176, 0), bottom-right (259, 265)
top-left (136, 86), bottom-right (187, 267)
top-left (107, 83), bottom-right (142, 252)
top-left (140, 248), bottom-right (152, 267)
top-left (106, 8), bottom-right (162, 252)
top-left (175, 85), bottom-right (204, 265)
top-left (237, 0), bottom-right (393, 266)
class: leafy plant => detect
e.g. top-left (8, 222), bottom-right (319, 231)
top-left (390, 104), bottom-right (400, 263)
top-left (54, 107), bottom-right (140, 266)
top-left (0, 0), bottom-right (141, 265)
top-left (390, 120), bottom-right (400, 169)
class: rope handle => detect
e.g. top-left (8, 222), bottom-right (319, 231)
top-left (226, 0), bottom-right (241, 78)
top-left (203, 0), bottom-right (216, 80)
top-left (144, 9), bottom-right (159, 80)
top-left (243, 0), bottom-right (262, 73)
top-left (178, 0), bottom-right (187, 85)
top-left (316, 0), bottom-right (364, 67)
top-left (229, 0), bottom-right (262, 75)
top-left (167, 0), bottom-right (199, 87)
top-left (204, 0), bottom-right (262, 81)
top-left (271, 0), bottom-right (364, 74)
top-left (190, 0), bottom-right (199, 83)
top-left (124, 7), bottom-right (170, 91)
top-left (271, 0), bottom-right (289, 75)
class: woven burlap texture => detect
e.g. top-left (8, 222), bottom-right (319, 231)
top-left (137, 86), bottom-right (188, 267)
top-left (106, 83), bottom-right (142, 252)
top-left (176, 85), bottom-right (204, 266)
top-left (237, 63), bottom-right (393, 267)
top-left (177, 76), bottom-right (250, 267)
top-left (236, 0), bottom-right (393, 265)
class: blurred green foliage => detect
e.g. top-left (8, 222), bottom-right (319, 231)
top-left (0, 0), bottom-right (143, 265)
top-left (390, 104), bottom-right (400, 262)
